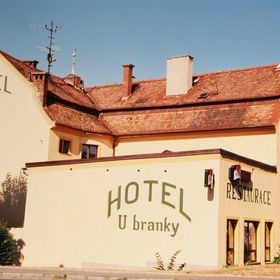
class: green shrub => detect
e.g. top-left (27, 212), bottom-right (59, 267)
top-left (273, 244), bottom-right (280, 264)
top-left (154, 250), bottom-right (186, 271)
top-left (273, 256), bottom-right (280, 264)
top-left (167, 250), bottom-right (181, 271)
top-left (155, 252), bottom-right (165, 270)
top-left (0, 223), bottom-right (25, 265)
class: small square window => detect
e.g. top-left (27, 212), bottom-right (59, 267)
top-left (59, 139), bottom-right (71, 154)
top-left (81, 144), bottom-right (98, 159)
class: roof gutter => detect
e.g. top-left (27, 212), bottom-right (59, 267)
top-left (53, 123), bottom-right (114, 137)
top-left (25, 148), bottom-right (277, 173)
top-left (113, 125), bottom-right (276, 138)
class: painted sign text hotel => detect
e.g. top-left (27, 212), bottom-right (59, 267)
top-left (107, 180), bottom-right (191, 237)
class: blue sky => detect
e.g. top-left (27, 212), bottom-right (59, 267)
top-left (1, 0), bottom-right (280, 85)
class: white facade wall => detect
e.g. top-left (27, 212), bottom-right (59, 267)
top-left (18, 155), bottom-right (221, 268)
top-left (0, 54), bottom-right (51, 180)
top-left (116, 133), bottom-right (276, 165)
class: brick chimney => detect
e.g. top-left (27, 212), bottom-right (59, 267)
top-left (30, 72), bottom-right (48, 106)
top-left (23, 60), bottom-right (39, 68)
top-left (166, 55), bottom-right (193, 96)
top-left (64, 74), bottom-right (84, 89)
top-left (122, 64), bottom-right (134, 99)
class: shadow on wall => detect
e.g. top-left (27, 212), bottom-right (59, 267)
top-left (207, 187), bottom-right (214, 201)
top-left (0, 173), bottom-right (27, 228)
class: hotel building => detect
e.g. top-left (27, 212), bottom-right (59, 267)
top-left (0, 50), bottom-right (280, 268)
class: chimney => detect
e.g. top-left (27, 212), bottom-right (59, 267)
top-left (66, 75), bottom-right (84, 89)
top-left (122, 64), bottom-right (134, 99)
top-left (73, 75), bottom-right (82, 88)
top-left (166, 55), bottom-right (193, 96)
top-left (30, 72), bottom-right (48, 106)
top-left (23, 60), bottom-right (39, 68)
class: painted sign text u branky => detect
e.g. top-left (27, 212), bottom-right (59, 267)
top-left (107, 180), bottom-right (191, 238)
top-left (118, 214), bottom-right (179, 237)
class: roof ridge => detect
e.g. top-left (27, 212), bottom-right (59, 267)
top-left (197, 63), bottom-right (278, 77)
top-left (87, 64), bottom-right (279, 89)
top-left (86, 78), bottom-right (166, 91)
top-left (86, 83), bottom-right (122, 90)
top-left (0, 49), bottom-right (19, 61)
top-left (0, 49), bottom-right (40, 70)
top-left (133, 77), bottom-right (165, 84)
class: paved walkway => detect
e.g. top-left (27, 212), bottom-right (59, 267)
top-left (1, 266), bottom-right (280, 280)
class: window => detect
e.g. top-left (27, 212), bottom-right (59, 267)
top-left (244, 221), bottom-right (259, 263)
top-left (226, 219), bottom-right (237, 265)
top-left (265, 222), bottom-right (273, 262)
top-left (59, 139), bottom-right (71, 154)
top-left (81, 144), bottom-right (98, 159)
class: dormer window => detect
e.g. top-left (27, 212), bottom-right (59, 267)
top-left (198, 92), bottom-right (209, 99)
top-left (59, 139), bottom-right (71, 154)
top-left (81, 144), bottom-right (98, 159)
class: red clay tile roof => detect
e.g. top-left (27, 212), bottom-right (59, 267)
top-left (45, 104), bottom-right (111, 134)
top-left (100, 100), bottom-right (280, 136)
top-left (87, 64), bottom-right (280, 110)
top-left (0, 49), bottom-right (45, 78)
top-left (47, 75), bottom-right (94, 109)
top-left (0, 50), bottom-right (95, 110)
top-left (3, 49), bottom-right (280, 136)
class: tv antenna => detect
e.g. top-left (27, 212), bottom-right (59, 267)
top-left (45, 21), bottom-right (61, 73)
top-left (71, 48), bottom-right (77, 75)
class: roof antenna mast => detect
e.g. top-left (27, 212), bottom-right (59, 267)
top-left (45, 21), bottom-right (61, 73)
top-left (71, 48), bottom-right (77, 75)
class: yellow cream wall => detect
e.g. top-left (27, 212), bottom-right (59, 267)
top-left (0, 55), bottom-right (51, 180)
top-left (275, 121), bottom-right (280, 168)
top-left (18, 154), bottom-right (221, 268)
top-left (48, 129), bottom-right (114, 160)
top-left (115, 133), bottom-right (276, 165)
top-left (218, 159), bottom-right (278, 266)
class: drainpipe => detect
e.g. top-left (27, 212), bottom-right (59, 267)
top-left (112, 136), bottom-right (117, 157)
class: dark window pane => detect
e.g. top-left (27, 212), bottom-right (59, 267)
top-left (227, 219), bottom-right (237, 265)
top-left (81, 145), bottom-right (88, 159)
top-left (59, 139), bottom-right (71, 154)
top-left (89, 145), bottom-right (97, 158)
top-left (59, 139), bottom-right (63, 153)
top-left (244, 221), bottom-right (258, 263)
top-left (81, 144), bottom-right (98, 159)
top-left (63, 141), bottom-right (70, 154)
top-left (265, 222), bottom-right (272, 262)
